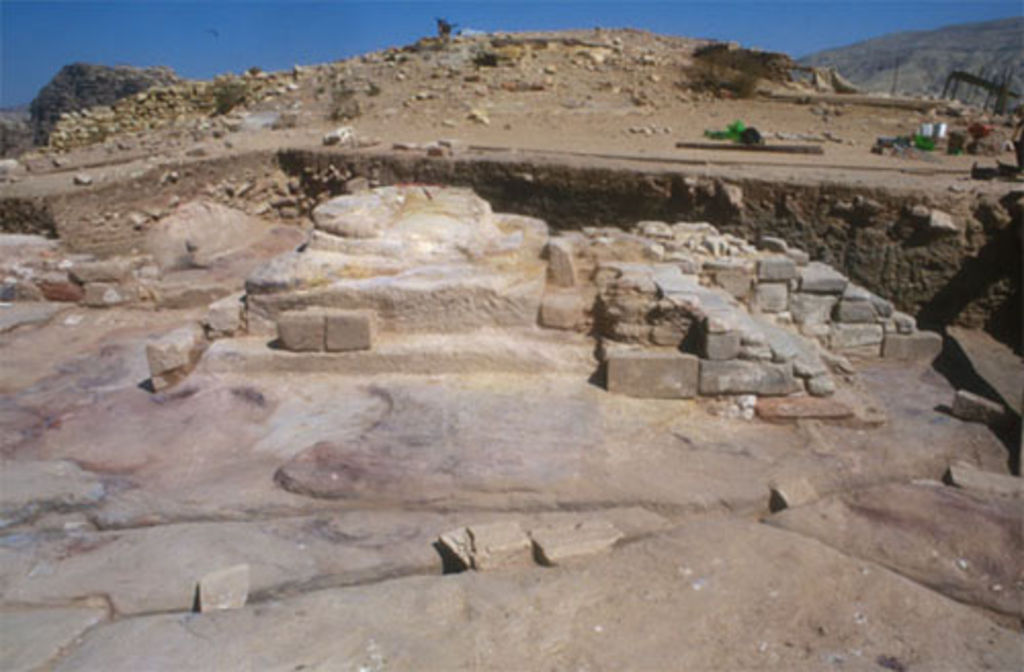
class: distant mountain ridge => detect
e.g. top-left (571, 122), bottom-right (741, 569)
top-left (799, 17), bottom-right (1023, 101)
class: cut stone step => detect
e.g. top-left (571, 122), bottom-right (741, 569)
top-left (200, 329), bottom-right (595, 377)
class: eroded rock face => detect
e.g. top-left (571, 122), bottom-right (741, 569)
top-left (246, 187), bottom-right (548, 335)
top-left (311, 186), bottom-right (506, 263)
top-left (765, 482), bottom-right (1024, 618)
top-left (146, 200), bottom-right (271, 271)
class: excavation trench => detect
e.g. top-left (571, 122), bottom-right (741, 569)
top-left (2, 147), bottom-right (1020, 353)
top-left (279, 148), bottom-right (1022, 352)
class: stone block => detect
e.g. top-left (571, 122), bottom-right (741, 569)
top-left (344, 176), bottom-right (370, 194)
top-left (197, 564), bottom-right (250, 612)
top-left (438, 521), bottom-right (534, 571)
top-left (325, 310), bottom-right (374, 352)
top-left (786, 248), bottom-right (810, 266)
top-left (799, 262), bottom-right (847, 294)
top-left (739, 343), bottom-right (773, 361)
top-left (38, 280), bottom-right (85, 303)
top-left (830, 324), bottom-right (883, 353)
top-left (539, 291), bottom-right (585, 330)
top-left (69, 258), bottom-right (132, 284)
top-left (881, 331), bottom-right (942, 362)
top-left (713, 268), bottom-right (752, 299)
top-left (843, 284), bottom-right (893, 317)
top-left (951, 390), bottom-right (1005, 426)
top-left (701, 328), bottom-right (740, 360)
top-left (757, 396), bottom-right (852, 422)
top-left (83, 282), bottom-right (136, 307)
top-left (768, 476), bottom-right (818, 512)
top-left (650, 323), bottom-right (687, 346)
top-left (756, 256), bottom-right (797, 282)
top-left (322, 126), bottom-right (354, 146)
top-left (835, 300), bottom-right (877, 323)
top-left (806, 374), bottom-right (836, 397)
top-left (146, 323), bottom-right (206, 378)
top-left (928, 209), bottom-right (958, 234)
top-left (152, 282), bottom-right (231, 310)
top-left (606, 350), bottom-right (699, 398)
top-left (789, 293), bottom-right (837, 325)
top-left (753, 282), bottom-right (788, 313)
top-left (946, 461), bottom-right (1021, 499)
top-left (204, 292), bottom-right (244, 337)
top-left (892, 311), bottom-right (916, 334)
top-left (698, 360), bottom-right (800, 396)
top-left (546, 238), bottom-right (577, 288)
top-left (758, 236), bottom-right (788, 253)
top-left (793, 356), bottom-right (827, 379)
top-left (530, 520), bottom-right (624, 566)
top-left (277, 310), bottom-right (325, 352)
top-left (437, 528), bottom-right (474, 570)
top-left (469, 521), bottom-right (533, 570)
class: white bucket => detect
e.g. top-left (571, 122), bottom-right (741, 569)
top-left (919, 123), bottom-right (934, 137)
top-left (933, 123), bottom-right (948, 139)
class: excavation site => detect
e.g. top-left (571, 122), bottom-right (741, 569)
top-left (0, 21), bottom-right (1021, 672)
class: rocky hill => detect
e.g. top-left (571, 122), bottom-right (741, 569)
top-left (0, 105), bottom-right (33, 158)
top-left (29, 63), bottom-right (180, 145)
top-left (799, 17), bottom-right (1023, 100)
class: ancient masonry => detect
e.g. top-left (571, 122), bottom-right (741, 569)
top-left (45, 69), bottom-right (309, 151)
top-left (3, 185), bottom-right (942, 402)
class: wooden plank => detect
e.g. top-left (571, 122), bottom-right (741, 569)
top-left (674, 141), bottom-right (824, 155)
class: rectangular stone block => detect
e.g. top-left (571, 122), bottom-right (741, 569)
top-left (198, 564), bottom-right (250, 612)
top-left (789, 293), bottom-right (838, 326)
top-left (835, 300), bottom-right (877, 323)
top-left (606, 350), bottom-right (699, 398)
top-left (468, 521), bottom-right (533, 571)
top-left (713, 268), bottom-right (752, 300)
top-left (277, 310), bottom-right (325, 352)
top-left (882, 331), bottom-right (942, 363)
top-left (951, 390), bottom-right (1005, 425)
top-left (698, 360), bottom-right (800, 396)
top-left (947, 461), bottom-right (1021, 499)
top-left (69, 258), bottom-right (132, 284)
top-left (786, 249), bottom-right (810, 266)
top-left (756, 256), bottom-right (798, 282)
top-left (146, 323), bottom-right (206, 377)
top-left (758, 396), bottom-right (852, 422)
top-left (325, 310), bottom-right (373, 352)
top-left (799, 262), bottom-right (848, 294)
top-left (701, 329), bottom-right (740, 360)
top-left (830, 324), bottom-right (883, 353)
top-left (204, 292), bottom-right (244, 337)
top-left (843, 284), bottom-right (893, 317)
top-left (753, 282), bottom-right (788, 313)
top-left (546, 238), bottom-right (577, 288)
top-left (539, 291), bottom-right (585, 330)
top-left (530, 520), bottom-right (624, 566)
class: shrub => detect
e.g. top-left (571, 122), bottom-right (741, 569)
top-left (685, 44), bottom-right (787, 99)
top-left (212, 79), bottom-right (248, 115)
top-left (328, 82), bottom-right (362, 121)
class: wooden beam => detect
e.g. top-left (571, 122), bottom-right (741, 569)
top-left (674, 141), bottom-right (824, 155)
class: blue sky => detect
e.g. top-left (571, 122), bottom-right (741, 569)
top-left (2, 1), bottom-right (1020, 107)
